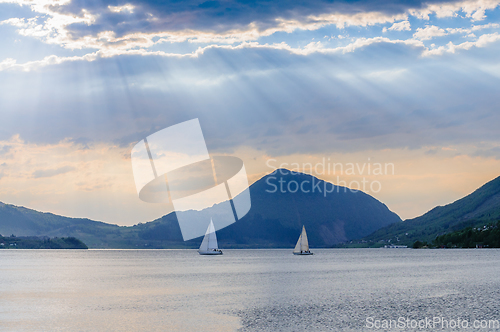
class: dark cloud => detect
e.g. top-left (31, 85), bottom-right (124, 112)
top-left (54, 0), bottom-right (454, 38)
top-left (425, 148), bottom-right (438, 155)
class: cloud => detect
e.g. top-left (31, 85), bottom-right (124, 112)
top-left (472, 22), bottom-right (500, 30)
top-left (409, 0), bottom-right (500, 21)
top-left (0, 58), bottom-right (17, 71)
top-left (425, 148), bottom-right (439, 155)
top-left (108, 4), bottom-right (135, 14)
top-left (0, 53), bottom-right (100, 72)
top-left (0, 0), bottom-right (498, 63)
top-left (0, 17), bottom-right (34, 28)
top-left (1, 38), bottom-right (498, 157)
top-left (473, 146), bottom-right (500, 159)
top-left (423, 32), bottom-right (500, 55)
top-left (413, 25), bottom-right (448, 40)
top-left (0, 38), bottom-right (389, 71)
top-left (0, 2), bottom-right (498, 158)
top-left (446, 22), bottom-right (500, 37)
top-left (0, 0), bottom-right (497, 76)
top-left (383, 20), bottom-right (411, 32)
top-left (0, 36), bottom-right (427, 72)
top-left (0, 145), bottom-right (12, 155)
top-left (32, 165), bottom-right (76, 178)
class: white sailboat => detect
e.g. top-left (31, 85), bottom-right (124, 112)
top-left (293, 225), bottom-right (313, 255)
top-left (198, 219), bottom-right (223, 255)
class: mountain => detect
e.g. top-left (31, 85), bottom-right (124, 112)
top-left (359, 175), bottom-right (500, 246)
top-left (142, 169), bottom-right (402, 248)
top-left (0, 169), bottom-right (401, 248)
top-left (0, 202), bottom-right (128, 248)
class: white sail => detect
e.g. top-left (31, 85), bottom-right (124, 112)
top-left (300, 226), bottom-right (309, 252)
top-left (293, 226), bottom-right (311, 254)
top-left (293, 233), bottom-right (302, 253)
top-left (198, 219), bottom-right (220, 254)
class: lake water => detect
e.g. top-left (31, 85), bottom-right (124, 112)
top-left (1, 249), bottom-right (499, 331)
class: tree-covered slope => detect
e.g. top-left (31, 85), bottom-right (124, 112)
top-left (361, 175), bottom-right (500, 245)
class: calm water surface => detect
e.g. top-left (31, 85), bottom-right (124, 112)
top-left (1, 249), bottom-right (499, 331)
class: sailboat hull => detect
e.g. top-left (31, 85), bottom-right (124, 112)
top-left (199, 250), bottom-right (223, 255)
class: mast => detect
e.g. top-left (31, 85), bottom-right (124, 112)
top-left (207, 227), bottom-right (210, 249)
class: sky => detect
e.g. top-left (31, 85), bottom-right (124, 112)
top-left (0, 0), bottom-right (500, 225)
